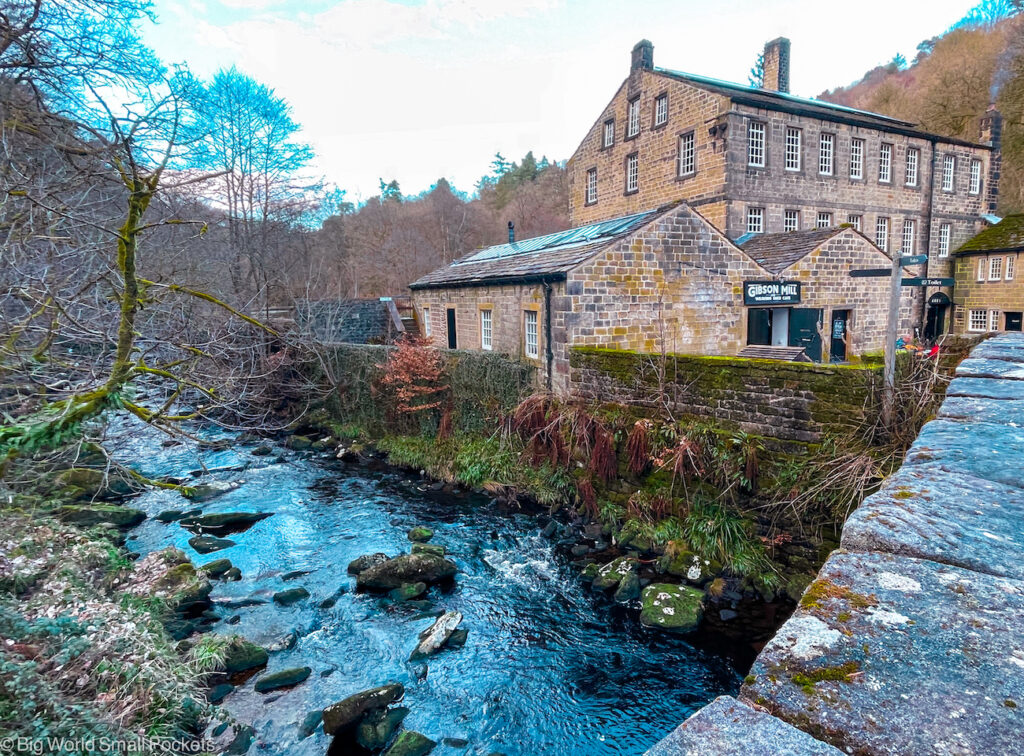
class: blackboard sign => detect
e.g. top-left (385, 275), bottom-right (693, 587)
top-left (743, 280), bottom-right (802, 306)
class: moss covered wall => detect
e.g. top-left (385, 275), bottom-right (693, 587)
top-left (570, 346), bottom-right (881, 446)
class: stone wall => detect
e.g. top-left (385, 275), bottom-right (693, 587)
top-left (296, 299), bottom-right (399, 344)
top-left (952, 251), bottom-right (1024, 334)
top-left (646, 333), bottom-right (1024, 755)
top-left (570, 347), bottom-right (879, 446)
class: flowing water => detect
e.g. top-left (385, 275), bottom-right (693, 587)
top-left (124, 435), bottom-right (741, 756)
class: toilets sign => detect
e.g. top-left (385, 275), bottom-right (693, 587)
top-left (743, 280), bottom-right (802, 306)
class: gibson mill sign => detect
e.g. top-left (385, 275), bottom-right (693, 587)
top-left (743, 280), bottom-right (802, 306)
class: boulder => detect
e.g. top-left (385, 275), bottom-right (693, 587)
top-left (410, 610), bottom-right (462, 661)
top-left (614, 571), bottom-right (641, 603)
top-left (188, 535), bottom-right (236, 554)
top-left (151, 563), bottom-right (213, 613)
top-left (411, 543), bottom-right (445, 557)
top-left (347, 552), bottom-right (391, 575)
top-left (285, 435), bottom-right (313, 451)
top-left (223, 567), bottom-right (242, 581)
top-left (207, 683), bottom-right (234, 704)
top-left (273, 587), bottom-right (310, 606)
top-left (640, 584), bottom-right (704, 634)
top-left (58, 504), bottom-right (145, 529)
top-left (389, 582), bottom-right (427, 602)
top-left (322, 683), bottom-right (405, 736)
top-left (446, 628), bottom-right (469, 649)
top-left (298, 709), bottom-right (323, 739)
top-left (251, 444), bottom-right (274, 456)
top-left (180, 511), bottom-right (272, 537)
top-left (407, 526), bottom-right (434, 543)
top-left (357, 553), bottom-right (457, 592)
top-left (222, 638), bottom-right (268, 674)
top-left (156, 509), bottom-right (185, 523)
top-left (223, 725), bottom-right (255, 755)
top-left (182, 480), bottom-right (242, 503)
top-left (282, 570), bottom-right (311, 581)
top-left (357, 706), bottom-right (410, 750)
top-left (199, 559), bottom-right (233, 578)
top-left (55, 468), bottom-right (136, 500)
top-left (254, 666), bottom-right (311, 693)
top-left (383, 731), bottom-right (437, 756)
top-left (592, 556), bottom-right (638, 591)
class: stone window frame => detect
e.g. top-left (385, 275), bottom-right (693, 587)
top-left (989, 256), bottom-right (1003, 281)
top-left (523, 307), bottom-right (540, 360)
top-left (784, 126), bottom-right (802, 172)
top-left (746, 206), bottom-right (765, 234)
top-left (902, 218), bottom-right (917, 254)
top-left (1007, 255), bottom-right (1016, 281)
top-left (876, 216), bottom-right (890, 252)
top-left (422, 306), bottom-right (431, 338)
top-left (968, 308), bottom-right (989, 332)
top-left (747, 121), bottom-right (766, 168)
top-left (652, 91), bottom-right (669, 129)
top-left (626, 96), bottom-right (641, 140)
top-left (905, 147), bottom-right (920, 188)
top-left (879, 143), bottom-right (893, 184)
top-left (585, 167), bottom-right (598, 206)
top-left (479, 306), bottom-right (493, 351)
top-left (977, 257), bottom-right (987, 282)
top-left (677, 130), bottom-right (696, 178)
top-left (784, 209), bottom-right (800, 232)
top-left (969, 159), bottom-right (982, 195)
top-left (602, 119), bottom-right (615, 150)
top-left (942, 154), bottom-right (956, 192)
top-left (816, 211), bottom-right (833, 229)
top-left (938, 223), bottom-right (951, 258)
top-left (847, 214), bottom-right (862, 231)
top-left (818, 132), bottom-right (834, 176)
top-left (624, 152), bottom-right (639, 195)
top-left (850, 137), bottom-right (865, 181)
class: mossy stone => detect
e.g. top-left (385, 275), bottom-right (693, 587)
top-left (408, 526), bottom-right (434, 543)
top-left (383, 730), bottom-right (437, 756)
top-left (223, 638), bottom-right (268, 673)
top-left (640, 583), bottom-right (704, 634)
top-left (411, 543), bottom-right (445, 556)
top-left (357, 707), bottom-right (410, 750)
top-left (188, 535), bottom-right (236, 554)
top-left (199, 558), bottom-right (233, 578)
top-left (254, 666), bottom-right (311, 693)
top-left (285, 435), bottom-right (313, 451)
top-left (592, 556), bottom-right (637, 591)
top-left (389, 582), bottom-right (427, 601)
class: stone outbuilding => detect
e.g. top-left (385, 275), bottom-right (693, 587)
top-left (409, 202), bottom-right (914, 390)
top-left (951, 214), bottom-right (1024, 334)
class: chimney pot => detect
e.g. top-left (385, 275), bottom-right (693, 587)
top-left (762, 37), bottom-right (791, 93)
top-left (508, 220), bottom-right (515, 244)
top-left (631, 39), bottom-right (654, 73)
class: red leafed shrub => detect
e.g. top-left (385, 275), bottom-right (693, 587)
top-left (577, 476), bottom-right (597, 518)
top-left (625, 419), bottom-right (653, 477)
top-left (588, 425), bottom-right (617, 484)
top-left (377, 336), bottom-right (449, 414)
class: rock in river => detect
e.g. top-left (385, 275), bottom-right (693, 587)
top-left (222, 638), bottom-right (269, 674)
top-left (348, 552), bottom-right (391, 575)
top-left (383, 730), bottom-right (437, 756)
top-left (411, 543), bottom-right (445, 557)
top-left (357, 707), bottom-right (410, 750)
top-left (357, 553), bottom-right (457, 592)
top-left (322, 683), bottom-right (405, 736)
top-left (390, 582), bottom-right (427, 602)
top-left (409, 610), bottom-right (462, 661)
top-left (188, 535), bottom-right (236, 554)
top-left (58, 504), bottom-right (146, 529)
top-left (182, 480), bottom-right (242, 503)
top-left (180, 511), bottom-right (272, 537)
top-left (640, 583), bottom-right (704, 634)
top-left (407, 526), bottom-right (433, 543)
top-left (592, 556), bottom-right (638, 591)
top-left (254, 666), bottom-right (311, 693)
top-left (273, 587), bottom-right (310, 606)
top-left (199, 558), bottom-right (233, 578)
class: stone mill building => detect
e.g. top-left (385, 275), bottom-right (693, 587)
top-left (410, 37), bottom-right (1002, 386)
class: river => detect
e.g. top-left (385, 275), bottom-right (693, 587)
top-left (123, 433), bottom-right (740, 756)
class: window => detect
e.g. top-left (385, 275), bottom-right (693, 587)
top-left (905, 148), bottom-right (919, 187)
top-left (819, 133), bottom-right (834, 175)
top-left (678, 132), bottom-right (696, 176)
top-left (603, 119), bottom-right (615, 148)
top-left (942, 155), bottom-right (955, 191)
top-left (978, 258), bottom-right (987, 282)
top-left (747, 121), bottom-right (765, 167)
top-left (524, 310), bottom-right (538, 358)
top-left (625, 152), bottom-right (639, 193)
top-left (422, 307), bottom-right (431, 337)
top-left (847, 214), bottom-right (862, 231)
top-left (654, 94), bottom-right (668, 126)
top-left (969, 309), bottom-right (989, 332)
top-left (990, 310), bottom-right (1000, 332)
top-left (876, 217), bottom-right (890, 252)
top-left (970, 159), bottom-right (982, 195)
top-left (990, 256), bottom-right (1003, 281)
top-left (480, 309), bottom-right (492, 350)
top-left (901, 219), bottom-right (916, 254)
top-left (817, 212), bottom-right (833, 229)
top-left (586, 168), bottom-right (598, 205)
top-left (850, 138), bottom-right (864, 179)
top-left (784, 209), bottom-right (799, 232)
top-left (627, 98), bottom-right (640, 138)
top-left (746, 207), bottom-right (764, 234)
top-left (938, 223), bottom-right (951, 257)
top-left (879, 143), bottom-right (892, 183)
top-left (1007, 256), bottom-right (1015, 281)
top-left (785, 127), bottom-right (801, 171)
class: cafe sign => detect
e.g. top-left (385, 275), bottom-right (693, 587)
top-left (743, 280), bottom-right (802, 306)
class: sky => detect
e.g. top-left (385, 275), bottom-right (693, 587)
top-left (142, 0), bottom-right (983, 202)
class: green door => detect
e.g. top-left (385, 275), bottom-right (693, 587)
top-left (788, 308), bottom-right (823, 362)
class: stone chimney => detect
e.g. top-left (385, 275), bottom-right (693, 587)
top-left (980, 105), bottom-right (1003, 213)
top-left (762, 37), bottom-right (791, 93)
top-left (631, 40), bottom-right (654, 73)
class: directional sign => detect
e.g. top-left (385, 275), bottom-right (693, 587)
top-left (850, 269), bottom-right (892, 278)
top-left (899, 254), bottom-right (928, 265)
top-left (901, 277), bottom-right (955, 287)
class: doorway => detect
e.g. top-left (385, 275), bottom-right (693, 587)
top-left (788, 308), bottom-right (823, 362)
top-left (1007, 312), bottom-right (1023, 332)
top-left (830, 310), bottom-right (849, 363)
top-left (446, 308), bottom-right (457, 349)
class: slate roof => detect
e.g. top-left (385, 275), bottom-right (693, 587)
top-left (739, 227), bottom-right (848, 275)
top-left (408, 209), bottom-right (660, 289)
top-left (956, 214), bottom-right (1024, 255)
top-left (654, 68), bottom-right (989, 150)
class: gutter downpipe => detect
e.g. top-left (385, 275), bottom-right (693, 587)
top-left (543, 282), bottom-right (554, 391)
top-left (921, 138), bottom-right (938, 335)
